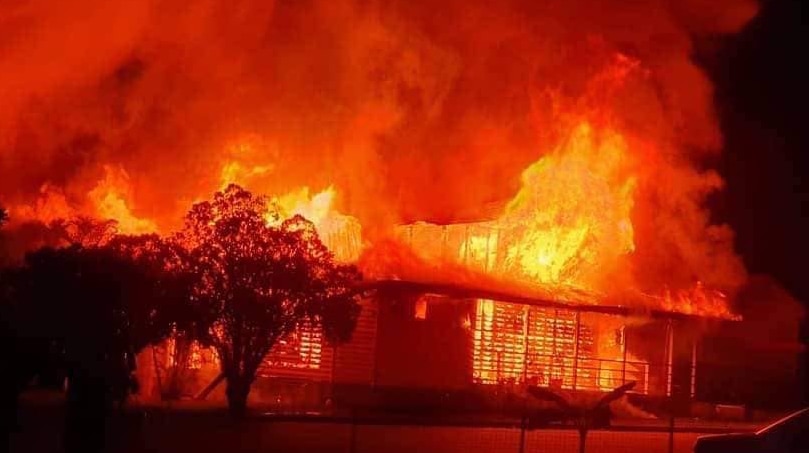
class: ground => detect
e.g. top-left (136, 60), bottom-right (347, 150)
top-left (7, 418), bottom-right (735, 453)
top-left (10, 393), bottom-right (767, 453)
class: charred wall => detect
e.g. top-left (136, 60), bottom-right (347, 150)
top-left (374, 295), bottom-right (472, 389)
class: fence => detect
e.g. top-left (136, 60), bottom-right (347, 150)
top-left (83, 409), bottom-right (754, 453)
top-left (12, 382), bottom-right (774, 453)
top-left (246, 419), bottom-right (705, 453)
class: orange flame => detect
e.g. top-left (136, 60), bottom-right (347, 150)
top-left (88, 166), bottom-right (157, 235)
top-left (9, 166), bottom-right (157, 236)
top-left (273, 186), bottom-right (363, 262)
top-left (218, 152), bottom-right (363, 262)
top-left (400, 120), bottom-right (638, 294)
top-left (498, 121), bottom-right (636, 289)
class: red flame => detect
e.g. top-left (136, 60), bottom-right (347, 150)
top-left (1, 0), bottom-right (757, 321)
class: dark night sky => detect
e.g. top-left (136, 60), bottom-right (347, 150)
top-left (701, 0), bottom-right (808, 305)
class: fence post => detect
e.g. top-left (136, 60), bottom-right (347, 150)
top-left (518, 414), bottom-right (527, 453)
top-left (668, 404), bottom-right (675, 453)
top-left (572, 312), bottom-right (580, 389)
top-left (621, 327), bottom-right (628, 386)
top-left (348, 409), bottom-right (358, 453)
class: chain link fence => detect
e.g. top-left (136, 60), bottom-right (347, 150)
top-left (96, 411), bottom-right (741, 453)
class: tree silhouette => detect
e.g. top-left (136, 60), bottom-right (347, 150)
top-left (0, 265), bottom-right (41, 453)
top-left (106, 234), bottom-right (203, 401)
top-left (17, 238), bottom-right (189, 453)
top-left (0, 208), bottom-right (63, 452)
top-left (106, 234), bottom-right (201, 353)
top-left (0, 206), bottom-right (23, 452)
top-left (49, 216), bottom-right (118, 247)
top-left (0, 205), bottom-right (6, 264)
top-left (178, 185), bottom-right (362, 417)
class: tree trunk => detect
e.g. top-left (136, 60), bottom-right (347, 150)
top-left (578, 427), bottom-right (587, 453)
top-left (64, 374), bottom-right (107, 453)
top-left (225, 376), bottom-right (251, 418)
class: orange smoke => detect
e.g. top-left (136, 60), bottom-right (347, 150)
top-left (0, 0), bottom-right (758, 314)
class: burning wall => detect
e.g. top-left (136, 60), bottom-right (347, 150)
top-left (471, 300), bottom-right (655, 394)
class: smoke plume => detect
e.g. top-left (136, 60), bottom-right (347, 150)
top-left (0, 0), bottom-right (756, 294)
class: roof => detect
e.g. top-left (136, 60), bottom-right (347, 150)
top-left (362, 279), bottom-right (734, 322)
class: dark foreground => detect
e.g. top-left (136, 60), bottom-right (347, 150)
top-left (10, 398), bottom-right (763, 453)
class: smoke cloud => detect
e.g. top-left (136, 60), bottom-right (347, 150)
top-left (0, 0), bottom-right (756, 293)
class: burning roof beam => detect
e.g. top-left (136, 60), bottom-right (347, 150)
top-left (363, 279), bottom-right (740, 322)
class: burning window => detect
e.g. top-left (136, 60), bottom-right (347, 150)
top-left (471, 300), bottom-right (652, 393)
top-left (263, 322), bottom-right (323, 371)
top-left (414, 297), bottom-right (428, 320)
top-left (473, 300), bottom-right (590, 387)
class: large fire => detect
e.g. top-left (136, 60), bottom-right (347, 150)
top-left (472, 121), bottom-right (636, 290)
top-left (1, 0), bottom-right (759, 392)
top-left (5, 100), bottom-right (737, 318)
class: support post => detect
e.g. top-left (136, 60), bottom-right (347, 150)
top-left (349, 408), bottom-right (358, 453)
top-left (518, 415), bottom-right (527, 453)
top-left (497, 351), bottom-right (502, 383)
top-left (668, 410), bottom-right (675, 453)
top-left (644, 363), bottom-right (650, 395)
top-left (622, 326), bottom-right (628, 386)
top-left (690, 340), bottom-right (697, 399)
top-left (463, 225), bottom-right (470, 263)
top-left (665, 320), bottom-right (674, 397)
top-left (371, 301), bottom-right (380, 389)
top-left (552, 311), bottom-right (558, 386)
top-left (441, 225), bottom-right (448, 260)
top-left (484, 229), bottom-right (491, 272)
top-left (522, 306), bottom-right (530, 383)
top-left (330, 344), bottom-right (338, 410)
top-left (572, 312), bottom-right (581, 390)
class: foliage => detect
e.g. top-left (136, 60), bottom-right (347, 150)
top-left (49, 216), bottom-right (118, 247)
top-left (24, 246), bottom-right (129, 374)
top-left (0, 233), bottom-right (197, 452)
top-left (105, 234), bottom-right (201, 351)
top-left (15, 235), bottom-right (193, 399)
top-left (0, 185), bottom-right (363, 419)
top-left (177, 184), bottom-right (362, 415)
